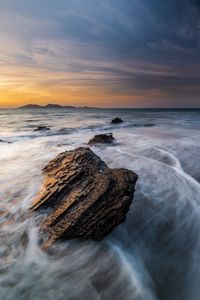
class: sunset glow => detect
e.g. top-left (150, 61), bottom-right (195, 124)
top-left (0, 0), bottom-right (200, 108)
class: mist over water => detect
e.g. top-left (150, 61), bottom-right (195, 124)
top-left (0, 108), bottom-right (200, 300)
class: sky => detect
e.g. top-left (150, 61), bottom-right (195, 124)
top-left (0, 0), bottom-right (200, 108)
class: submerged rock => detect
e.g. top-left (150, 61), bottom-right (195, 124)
top-left (34, 126), bottom-right (50, 132)
top-left (88, 133), bottom-right (115, 145)
top-left (0, 139), bottom-right (11, 144)
top-left (30, 147), bottom-right (138, 249)
top-left (111, 117), bottom-right (123, 124)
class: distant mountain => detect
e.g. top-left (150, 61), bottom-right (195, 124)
top-left (18, 104), bottom-right (96, 109)
top-left (45, 104), bottom-right (70, 109)
top-left (18, 104), bottom-right (43, 109)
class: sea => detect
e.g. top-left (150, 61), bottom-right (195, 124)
top-left (0, 108), bottom-right (200, 300)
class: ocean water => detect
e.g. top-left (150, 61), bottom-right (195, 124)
top-left (0, 108), bottom-right (200, 300)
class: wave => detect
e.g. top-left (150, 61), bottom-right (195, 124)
top-left (1, 146), bottom-right (200, 300)
top-left (1, 110), bottom-right (200, 299)
top-left (1, 122), bottom-right (156, 144)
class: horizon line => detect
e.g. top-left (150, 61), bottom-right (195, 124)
top-left (1, 104), bottom-right (200, 110)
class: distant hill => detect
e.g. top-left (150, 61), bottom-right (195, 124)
top-left (19, 104), bottom-right (44, 109)
top-left (45, 104), bottom-right (64, 109)
top-left (18, 104), bottom-right (96, 109)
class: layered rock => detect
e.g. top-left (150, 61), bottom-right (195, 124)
top-left (88, 133), bottom-right (115, 145)
top-left (30, 147), bottom-right (138, 249)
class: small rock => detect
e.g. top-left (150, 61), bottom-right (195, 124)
top-left (34, 126), bottom-right (50, 132)
top-left (88, 133), bottom-right (115, 145)
top-left (111, 118), bottom-right (123, 124)
top-left (30, 147), bottom-right (138, 250)
top-left (0, 139), bottom-right (11, 144)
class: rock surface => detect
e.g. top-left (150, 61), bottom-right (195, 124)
top-left (30, 147), bottom-right (138, 249)
top-left (0, 139), bottom-right (11, 143)
top-left (111, 117), bottom-right (123, 124)
top-left (88, 133), bottom-right (115, 145)
top-left (34, 126), bottom-right (50, 132)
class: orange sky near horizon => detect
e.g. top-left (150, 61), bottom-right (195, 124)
top-left (0, 65), bottom-right (160, 108)
top-left (1, 0), bottom-right (200, 109)
top-left (0, 87), bottom-right (163, 108)
top-left (0, 62), bottom-right (199, 108)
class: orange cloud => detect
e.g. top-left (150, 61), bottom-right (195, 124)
top-left (0, 63), bottom-right (154, 108)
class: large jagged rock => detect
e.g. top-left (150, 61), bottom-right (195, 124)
top-left (30, 147), bottom-right (138, 249)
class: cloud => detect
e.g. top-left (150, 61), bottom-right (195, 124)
top-left (0, 0), bottom-right (199, 107)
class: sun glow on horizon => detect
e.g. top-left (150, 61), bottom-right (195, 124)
top-left (0, 64), bottom-right (154, 108)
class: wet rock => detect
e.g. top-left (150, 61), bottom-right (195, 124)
top-left (111, 118), bottom-right (123, 124)
top-left (57, 143), bottom-right (69, 148)
top-left (0, 139), bottom-right (11, 144)
top-left (88, 133), bottom-right (115, 145)
top-left (30, 147), bottom-right (138, 249)
top-left (34, 126), bottom-right (50, 132)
